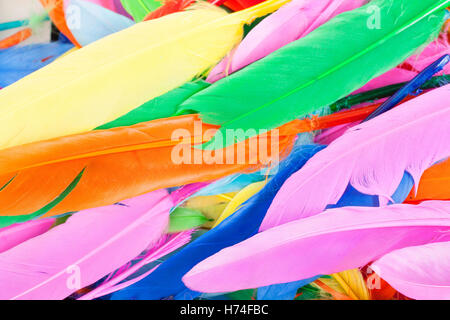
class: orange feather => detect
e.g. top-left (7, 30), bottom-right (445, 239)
top-left (0, 114), bottom-right (297, 218)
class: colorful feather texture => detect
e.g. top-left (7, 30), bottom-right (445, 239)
top-left (207, 0), bottom-right (367, 82)
top-left (0, 190), bottom-right (172, 300)
top-left (183, 201), bottom-right (450, 293)
top-left (261, 84), bottom-right (450, 231)
top-left (0, 114), bottom-right (295, 226)
top-left (120, 0), bottom-right (163, 21)
top-left (405, 158), bottom-right (450, 203)
top-left (0, 0), bottom-right (289, 151)
top-left (110, 143), bottom-right (413, 300)
top-left (372, 241), bottom-right (450, 300)
top-left (178, 0), bottom-right (449, 149)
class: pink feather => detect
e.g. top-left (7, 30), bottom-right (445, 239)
top-left (261, 84), bottom-right (450, 231)
top-left (0, 189), bottom-right (171, 300)
top-left (79, 230), bottom-right (193, 299)
top-left (206, 0), bottom-right (367, 83)
top-left (182, 201), bottom-right (450, 293)
top-left (372, 240), bottom-right (450, 300)
top-left (352, 68), bottom-right (418, 94)
top-left (0, 219), bottom-right (56, 254)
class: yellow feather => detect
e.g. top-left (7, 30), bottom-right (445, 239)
top-left (0, 0), bottom-right (290, 150)
top-left (212, 181), bottom-right (266, 228)
top-left (319, 269), bottom-right (371, 300)
top-left (184, 193), bottom-right (236, 228)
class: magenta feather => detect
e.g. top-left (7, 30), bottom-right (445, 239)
top-left (206, 0), bottom-right (366, 83)
top-left (182, 201), bottom-right (450, 293)
top-left (372, 240), bottom-right (450, 300)
top-left (0, 189), bottom-right (171, 300)
top-left (0, 219), bottom-right (56, 254)
top-left (79, 230), bottom-right (193, 299)
top-left (261, 84), bottom-right (450, 231)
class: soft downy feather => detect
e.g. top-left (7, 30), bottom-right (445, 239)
top-left (207, 0), bottom-right (367, 82)
top-left (0, 189), bottom-right (172, 300)
top-left (371, 241), bottom-right (450, 300)
top-left (0, 114), bottom-right (296, 227)
top-left (0, 0), bottom-right (289, 151)
top-left (261, 84), bottom-right (450, 231)
top-left (183, 201), bottom-right (450, 293)
top-left (178, 0), bottom-right (449, 149)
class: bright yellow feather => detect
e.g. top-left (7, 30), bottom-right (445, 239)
top-left (0, 0), bottom-right (290, 150)
top-left (319, 269), bottom-right (371, 300)
top-left (212, 180), bottom-right (266, 228)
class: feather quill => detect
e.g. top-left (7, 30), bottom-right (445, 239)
top-left (0, 190), bottom-right (171, 300)
top-left (178, 0), bottom-right (449, 149)
top-left (0, 0), bottom-right (288, 151)
top-left (183, 201), bottom-right (450, 293)
top-left (371, 241), bottom-right (450, 300)
top-left (261, 84), bottom-right (450, 231)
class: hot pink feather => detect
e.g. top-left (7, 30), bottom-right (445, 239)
top-left (261, 84), bottom-right (450, 231)
top-left (206, 0), bottom-right (367, 83)
top-left (0, 189), bottom-right (171, 300)
top-left (0, 219), bottom-right (56, 254)
top-left (372, 240), bottom-right (450, 300)
top-left (183, 201), bottom-right (450, 293)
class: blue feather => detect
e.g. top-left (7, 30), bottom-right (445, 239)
top-left (0, 42), bottom-right (73, 88)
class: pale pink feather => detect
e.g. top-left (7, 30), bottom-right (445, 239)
top-left (206, 0), bottom-right (367, 83)
top-left (0, 219), bottom-right (56, 254)
top-left (261, 84), bottom-right (450, 231)
top-left (372, 240), bottom-right (450, 300)
top-left (183, 201), bottom-right (450, 293)
top-left (0, 189), bottom-right (171, 300)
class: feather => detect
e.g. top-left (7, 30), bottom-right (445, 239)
top-left (406, 158), bottom-right (450, 203)
top-left (0, 219), bottom-right (56, 254)
top-left (79, 231), bottom-right (193, 299)
top-left (96, 81), bottom-right (210, 130)
top-left (257, 277), bottom-right (318, 300)
top-left (182, 201), bottom-right (450, 293)
top-left (178, 0), bottom-right (449, 149)
top-left (0, 0), bottom-right (288, 151)
top-left (144, 0), bottom-right (195, 21)
top-left (261, 84), bottom-right (450, 231)
top-left (323, 269), bottom-right (370, 300)
top-left (0, 29), bottom-right (33, 49)
top-left (110, 143), bottom-right (412, 299)
top-left (110, 144), bottom-right (325, 300)
top-left (212, 180), bottom-right (266, 227)
top-left (65, 0), bottom-right (134, 46)
top-left (169, 208), bottom-right (208, 233)
top-left (371, 241), bottom-right (450, 300)
top-left (0, 42), bottom-right (73, 88)
top-left (0, 189), bottom-right (171, 300)
top-left (207, 0), bottom-right (366, 83)
top-left (120, 0), bottom-right (163, 21)
top-left (40, 0), bottom-right (81, 47)
top-left (0, 114), bottom-right (295, 226)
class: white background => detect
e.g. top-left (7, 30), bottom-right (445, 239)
top-left (0, 0), bottom-right (51, 45)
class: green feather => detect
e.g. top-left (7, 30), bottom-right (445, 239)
top-left (177, 0), bottom-right (449, 149)
top-left (96, 80), bottom-right (209, 130)
top-left (120, 0), bottom-right (163, 22)
top-left (168, 207), bottom-right (209, 233)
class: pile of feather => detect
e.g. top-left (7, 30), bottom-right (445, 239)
top-left (0, 0), bottom-right (449, 300)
